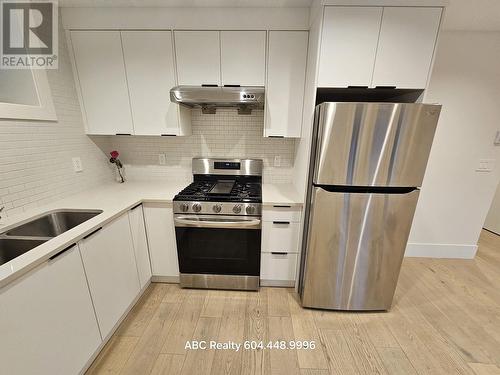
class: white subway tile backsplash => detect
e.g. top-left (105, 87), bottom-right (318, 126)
top-left (97, 108), bottom-right (297, 184)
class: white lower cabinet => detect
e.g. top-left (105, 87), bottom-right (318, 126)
top-left (128, 204), bottom-right (152, 289)
top-left (79, 213), bottom-right (141, 339)
top-left (143, 202), bottom-right (179, 279)
top-left (0, 245), bottom-right (102, 375)
top-left (260, 206), bottom-right (302, 286)
top-left (261, 252), bottom-right (298, 284)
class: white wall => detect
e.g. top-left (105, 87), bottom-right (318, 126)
top-left (484, 183), bottom-right (500, 234)
top-left (406, 31), bottom-right (500, 258)
top-left (0, 19), bottom-right (113, 219)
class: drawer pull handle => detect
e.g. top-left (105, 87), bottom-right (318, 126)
top-left (131, 203), bottom-right (142, 210)
top-left (273, 221), bottom-right (290, 225)
top-left (273, 205), bottom-right (291, 208)
top-left (271, 252), bottom-right (288, 255)
top-left (83, 227), bottom-right (102, 239)
top-left (49, 244), bottom-right (74, 261)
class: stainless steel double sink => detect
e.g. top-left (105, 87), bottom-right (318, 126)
top-left (0, 210), bottom-right (103, 266)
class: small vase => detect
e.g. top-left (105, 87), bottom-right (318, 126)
top-left (115, 166), bottom-right (126, 183)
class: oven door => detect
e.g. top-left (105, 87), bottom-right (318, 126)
top-left (174, 214), bottom-right (261, 276)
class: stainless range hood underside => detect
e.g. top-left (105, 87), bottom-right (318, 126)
top-left (170, 86), bottom-right (265, 115)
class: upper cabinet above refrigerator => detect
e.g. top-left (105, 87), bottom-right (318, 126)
top-left (318, 6), bottom-right (443, 89)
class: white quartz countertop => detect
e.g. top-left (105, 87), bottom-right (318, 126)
top-left (0, 181), bottom-right (302, 288)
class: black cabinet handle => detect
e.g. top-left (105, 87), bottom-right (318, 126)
top-left (49, 244), bottom-right (74, 261)
top-left (201, 84), bottom-right (218, 87)
top-left (273, 221), bottom-right (290, 225)
top-left (83, 227), bottom-right (102, 240)
top-left (115, 133), bottom-right (132, 136)
top-left (271, 252), bottom-right (288, 255)
top-left (268, 136), bottom-right (284, 138)
top-left (273, 205), bottom-right (291, 208)
top-left (161, 134), bottom-right (176, 137)
top-left (131, 203), bottom-right (142, 210)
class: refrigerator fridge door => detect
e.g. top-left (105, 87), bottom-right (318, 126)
top-left (313, 102), bottom-right (441, 187)
top-left (300, 186), bottom-right (419, 310)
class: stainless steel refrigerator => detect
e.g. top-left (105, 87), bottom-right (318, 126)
top-left (299, 102), bottom-right (441, 311)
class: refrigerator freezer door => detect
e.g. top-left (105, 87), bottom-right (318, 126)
top-left (300, 186), bottom-right (419, 310)
top-left (313, 102), bottom-right (440, 187)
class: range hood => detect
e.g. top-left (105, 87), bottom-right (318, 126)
top-left (170, 86), bottom-right (265, 114)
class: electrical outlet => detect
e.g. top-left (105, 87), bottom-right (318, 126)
top-left (494, 131), bottom-right (500, 146)
top-left (158, 153), bottom-right (166, 165)
top-left (476, 159), bottom-right (495, 172)
top-left (274, 155), bottom-right (281, 167)
top-left (72, 157), bottom-right (83, 172)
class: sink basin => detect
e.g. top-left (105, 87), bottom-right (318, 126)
top-left (0, 238), bottom-right (48, 266)
top-left (4, 210), bottom-right (103, 237)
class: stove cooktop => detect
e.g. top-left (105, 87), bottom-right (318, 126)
top-left (174, 179), bottom-right (262, 203)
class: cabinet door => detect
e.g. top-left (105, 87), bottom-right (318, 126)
top-left (174, 31), bottom-right (221, 86)
top-left (128, 205), bottom-right (152, 289)
top-left (79, 214), bottom-right (140, 338)
top-left (70, 31), bottom-right (134, 135)
top-left (221, 31), bottom-right (266, 86)
top-left (121, 31), bottom-right (190, 136)
top-left (265, 31), bottom-right (308, 138)
top-left (372, 7), bottom-right (442, 88)
top-left (143, 203), bottom-right (179, 278)
top-left (318, 7), bottom-right (382, 87)
top-left (0, 246), bottom-right (101, 375)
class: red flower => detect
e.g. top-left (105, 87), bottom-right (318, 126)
top-left (110, 150), bottom-right (119, 159)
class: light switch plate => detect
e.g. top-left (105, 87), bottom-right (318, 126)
top-left (72, 157), bottom-right (83, 172)
top-left (494, 131), bottom-right (500, 145)
top-left (476, 159), bottom-right (495, 172)
top-left (158, 154), bottom-right (166, 165)
top-left (274, 155), bottom-right (281, 167)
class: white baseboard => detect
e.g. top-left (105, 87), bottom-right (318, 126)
top-left (405, 243), bottom-right (478, 259)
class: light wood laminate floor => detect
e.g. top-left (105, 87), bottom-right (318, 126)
top-left (86, 230), bottom-right (500, 375)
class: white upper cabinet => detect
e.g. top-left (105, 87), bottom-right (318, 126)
top-left (318, 7), bottom-right (382, 87)
top-left (372, 7), bottom-right (442, 88)
top-left (265, 31), bottom-right (308, 138)
top-left (121, 31), bottom-right (191, 136)
top-left (174, 31), bottom-right (221, 86)
top-left (220, 31), bottom-right (266, 86)
top-left (70, 31), bottom-right (134, 135)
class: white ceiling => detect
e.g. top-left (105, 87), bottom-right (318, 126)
top-left (58, 0), bottom-right (500, 31)
top-left (442, 0), bottom-right (500, 31)
top-left (58, 0), bottom-right (313, 7)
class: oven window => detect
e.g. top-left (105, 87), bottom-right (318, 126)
top-left (175, 227), bottom-right (261, 276)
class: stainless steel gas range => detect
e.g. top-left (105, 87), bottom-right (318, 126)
top-left (173, 158), bottom-right (263, 291)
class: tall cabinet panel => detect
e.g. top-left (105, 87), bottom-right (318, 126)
top-left (220, 31), bottom-right (266, 86)
top-left (128, 204), bottom-right (152, 289)
top-left (372, 7), bottom-right (442, 88)
top-left (265, 31), bottom-right (308, 138)
top-left (121, 31), bottom-right (190, 136)
top-left (174, 31), bottom-right (221, 86)
top-left (318, 7), bottom-right (382, 87)
top-left (70, 31), bottom-right (134, 135)
top-left (0, 246), bottom-right (102, 375)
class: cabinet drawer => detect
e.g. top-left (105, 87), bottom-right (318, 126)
top-left (262, 206), bottom-right (301, 222)
top-left (260, 252), bottom-right (298, 282)
top-left (262, 221), bottom-right (300, 253)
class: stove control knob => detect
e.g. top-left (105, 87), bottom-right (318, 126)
top-left (213, 204), bottom-right (222, 213)
top-left (180, 203), bottom-right (189, 212)
top-left (233, 204), bottom-right (242, 214)
top-left (246, 205), bottom-right (256, 215)
top-left (192, 203), bottom-right (202, 213)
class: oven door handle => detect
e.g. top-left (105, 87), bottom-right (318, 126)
top-left (174, 216), bottom-right (261, 229)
